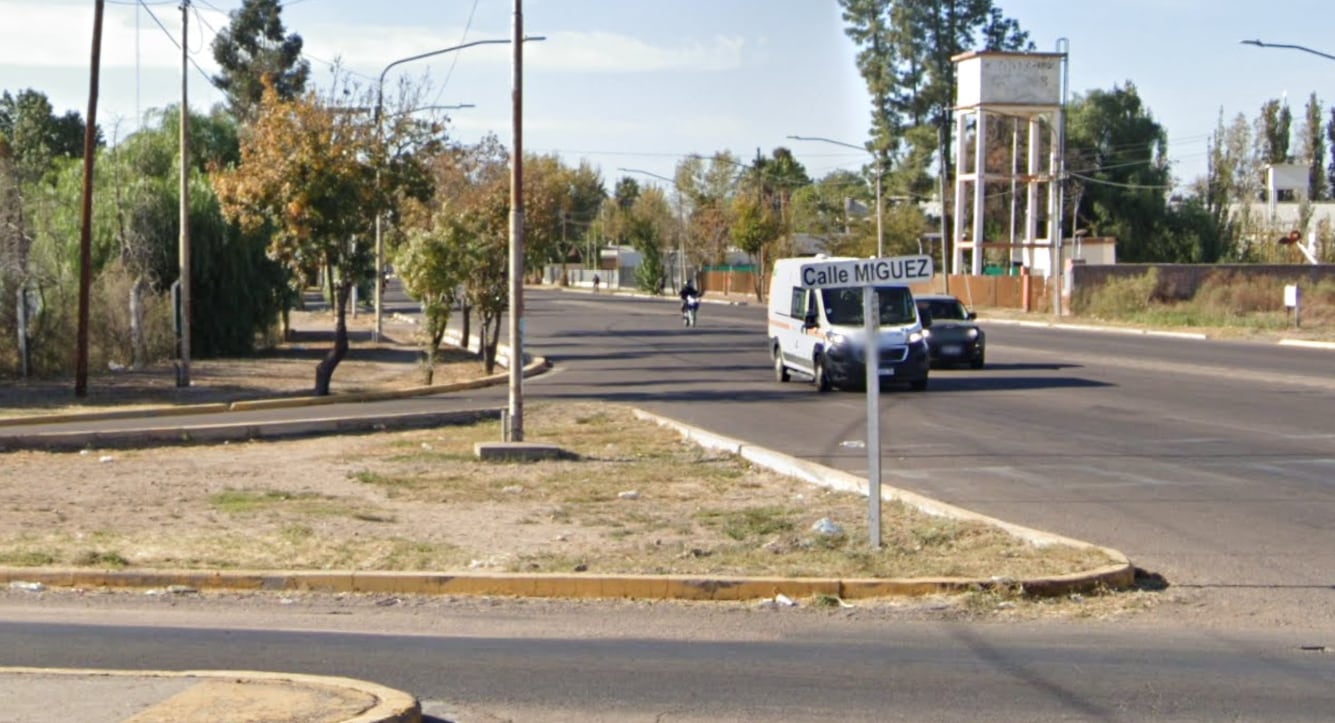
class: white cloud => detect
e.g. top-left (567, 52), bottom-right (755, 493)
top-left (535, 31), bottom-right (747, 73)
top-left (0, 2), bottom-right (229, 70)
top-left (3, 4), bottom-right (746, 80)
top-left (303, 27), bottom-right (747, 78)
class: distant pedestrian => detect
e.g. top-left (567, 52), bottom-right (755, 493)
top-left (592, 274), bottom-right (601, 293)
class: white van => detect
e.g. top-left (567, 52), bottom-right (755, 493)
top-left (768, 256), bottom-right (930, 392)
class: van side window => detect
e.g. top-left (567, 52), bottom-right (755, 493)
top-left (789, 288), bottom-right (809, 319)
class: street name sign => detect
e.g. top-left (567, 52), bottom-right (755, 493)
top-left (798, 255), bottom-right (934, 289)
top-left (792, 253), bottom-right (936, 549)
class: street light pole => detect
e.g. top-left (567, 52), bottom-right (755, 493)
top-left (618, 167), bottom-right (687, 290)
top-left (788, 135), bottom-right (884, 257)
top-left (372, 37), bottom-right (540, 343)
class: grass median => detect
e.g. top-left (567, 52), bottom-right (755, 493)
top-left (0, 402), bottom-right (1116, 585)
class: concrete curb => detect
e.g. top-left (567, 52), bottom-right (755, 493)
top-left (633, 409), bottom-right (1136, 598)
top-left (1278, 338), bottom-right (1335, 350)
top-left (0, 560), bottom-right (1127, 601)
top-left (0, 354), bottom-right (548, 432)
top-left (0, 408), bottom-right (502, 451)
top-left (0, 667), bottom-right (420, 723)
top-left (986, 316), bottom-right (1335, 348)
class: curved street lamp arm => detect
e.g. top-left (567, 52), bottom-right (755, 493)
top-left (376, 36), bottom-right (546, 121)
top-left (786, 134), bottom-right (871, 153)
top-left (1241, 39), bottom-right (1335, 63)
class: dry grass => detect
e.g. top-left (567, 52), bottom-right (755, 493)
top-left (1068, 270), bottom-right (1335, 339)
top-left (0, 402), bottom-right (1116, 582)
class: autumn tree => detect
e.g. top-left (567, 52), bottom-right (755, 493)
top-left (677, 152), bottom-right (745, 272)
top-left (211, 0), bottom-right (310, 122)
top-left (411, 135), bottom-right (511, 373)
top-left (213, 84), bottom-right (379, 395)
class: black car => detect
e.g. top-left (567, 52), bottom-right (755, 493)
top-left (915, 294), bottom-right (985, 369)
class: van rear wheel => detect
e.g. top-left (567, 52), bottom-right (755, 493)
top-left (774, 352), bottom-right (790, 382)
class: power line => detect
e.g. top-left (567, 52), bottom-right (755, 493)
top-left (1068, 170), bottom-right (1174, 191)
top-left (433, 0), bottom-right (481, 106)
top-left (136, 0), bottom-right (225, 95)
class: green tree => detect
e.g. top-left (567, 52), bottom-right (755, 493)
top-left (0, 89), bottom-right (97, 185)
top-left (211, 0), bottom-right (310, 122)
top-left (627, 187), bottom-right (672, 293)
top-left (1300, 93), bottom-right (1328, 201)
top-left (729, 193), bottom-right (780, 298)
top-left (1065, 83), bottom-right (1172, 262)
top-left (395, 219), bottom-right (467, 382)
top-left (840, 0), bottom-right (1030, 189)
top-left (735, 147), bottom-right (810, 296)
top-left (1258, 97), bottom-right (1293, 165)
top-left (1328, 108), bottom-right (1335, 197)
top-left (213, 83), bottom-right (378, 395)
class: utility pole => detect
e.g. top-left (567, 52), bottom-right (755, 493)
top-left (506, 0), bottom-right (525, 442)
top-left (75, 0), bottom-right (105, 397)
top-left (176, 0), bottom-right (192, 387)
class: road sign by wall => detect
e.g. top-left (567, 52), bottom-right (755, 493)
top-left (797, 255), bottom-right (934, 289)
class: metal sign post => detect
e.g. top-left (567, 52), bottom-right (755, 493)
top-left (798, 255), bottom-right (934, 549)
top-left (862, 286), bottom-right (881, 547)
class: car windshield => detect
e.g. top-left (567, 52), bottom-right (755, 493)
top-left (821, 287), bottom-right (917, 326)
top-left (919, 299), bottom-right (968, 321)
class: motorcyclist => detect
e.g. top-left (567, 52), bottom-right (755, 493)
top-left (678, 280), bottom-right (700, 312)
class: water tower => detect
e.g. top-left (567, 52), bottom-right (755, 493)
top-left (951, 48), bottom-right (1068, 280)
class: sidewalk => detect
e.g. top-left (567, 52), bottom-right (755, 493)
top-left (0, 667), bottom-right (419, 723)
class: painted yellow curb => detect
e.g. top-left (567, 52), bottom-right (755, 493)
top-left (0, 563), bottom-right (1134, 601)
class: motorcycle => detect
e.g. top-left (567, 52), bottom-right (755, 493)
top-left (682, 295), bottom-right (700, 327)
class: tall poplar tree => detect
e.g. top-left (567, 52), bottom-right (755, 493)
top-left (1257, 98), bottom-right (1293, 165)
top-left (839, 0), bottom-right (1030, 190)
top-left (1328, 108), bottom-right (1335, 198)
top-left (1300, 93), bottom-right (1327, 201)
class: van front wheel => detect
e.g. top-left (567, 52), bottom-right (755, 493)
top-left (813, 355), bottom-right (831, 393)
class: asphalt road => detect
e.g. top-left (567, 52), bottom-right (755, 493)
top-left (519, 291), bottom-right (1335, 618)
top-left (3, 286), bottom-right (1335, 720)
top-left (1, 595), bottom-right (1333, 722)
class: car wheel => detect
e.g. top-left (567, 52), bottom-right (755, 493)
top-left (813, 354), bottom-right (831, 393)
top-left (773, 350), bottom-right (790, 382)
top-left (909, 376), bottom-right (928, 392)
top-left (970, 354), bottom-right (985, 370)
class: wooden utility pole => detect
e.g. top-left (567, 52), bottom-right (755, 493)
top-left (176, 0), bottom-right (192, 387)
top-left (75, 0), bottom-right (106, 397)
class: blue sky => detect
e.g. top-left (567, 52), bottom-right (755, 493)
top-left (2, 0), bottom-right (1333, 193)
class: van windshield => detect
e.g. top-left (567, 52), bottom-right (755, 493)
top-left (821, 287), bottom-right (916, 326)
